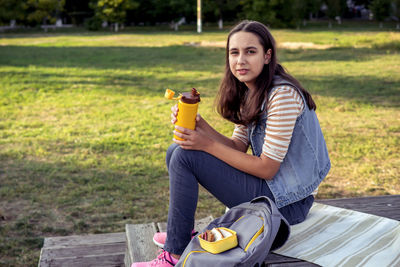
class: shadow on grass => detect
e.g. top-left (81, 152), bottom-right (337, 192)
top-left (0, 150), bottom-right (224, 266)
top-left (0, 45), bottom-right (398, 106)
top-left (1, 69), bottom-right (398, 107)
top-left (2, 45), bottom-right (397, 71)
top-left (0, 152), bottom-right (170, 266)
top-left (301, 75), bottom-right (400, 107)
top-left (279, 46), bottom-right (399, 62)
top-left (0, 67), bottom-right (222, 99)
top-left (0, 153), bottom-right (168, 218)
top-left (0, 45), bottom-right (225, 98)
top-left (0, 45), bottom-right (225, 71)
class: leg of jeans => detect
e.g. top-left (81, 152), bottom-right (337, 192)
top-left (279, 194), bottom-right (314, 225)
top-left (166, 143), bottom-right (179, 171)
top-left (163, 147), bottom-right (269, 255)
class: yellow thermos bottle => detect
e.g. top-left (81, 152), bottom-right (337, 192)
top-left (165, 88), bottom-right (201, 141)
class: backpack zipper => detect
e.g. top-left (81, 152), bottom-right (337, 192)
top-left (182, 250), bottom-right (208, 267)
top-left (244, 217), bottom-right (265, 252)
top-left (244, 224), bottom-right (264, 251)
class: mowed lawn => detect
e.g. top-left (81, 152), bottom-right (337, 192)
top-left (0, 27), bottom-right (399, 266)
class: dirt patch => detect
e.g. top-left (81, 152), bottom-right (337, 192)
top-left (183, 41), bottom-right (226, 48)
top-left (0, 199), bottom-right (31, 222)
top-left (184, 41), bottom-right (333, 50)
top-left (279, 42), bottom-right (333, 50)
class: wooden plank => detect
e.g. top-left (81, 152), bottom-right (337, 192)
top-left (194, 215), bottom-right (214, 232)
top-left (43, 232), bottom-right (125, 248)
top-left (40, 242), bottom-right (125, 260)
top-left (124, 222), bottom-right (158, 267)
top-left (317, 195), bottom-right (400, 221)
top-left (39, 233), bottom-right (126, 267)
top-left (157, 215), bottom-right (214, 233)
top-left (40, 252), bottom-right (124, 267)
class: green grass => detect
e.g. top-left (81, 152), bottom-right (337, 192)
top-left (0, 26), bottom-right (399, 266)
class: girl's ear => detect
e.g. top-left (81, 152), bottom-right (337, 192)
top-left (264, 49), bottom-right (272, 64)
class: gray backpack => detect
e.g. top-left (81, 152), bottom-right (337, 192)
top-left (175, 196), bottom-right (290, 267)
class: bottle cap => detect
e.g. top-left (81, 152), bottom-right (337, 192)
top-left (180, 88), bottom-right (201, 104)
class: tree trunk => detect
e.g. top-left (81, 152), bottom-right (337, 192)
top-left (218, 18), bottom-right (223, 30)
top-left (397, 23), bottom-right (400, 30)
top-left (114, 22), bottom-right (119, 32)
top-left (328, 21), bottom-right (332, 28)
top-left (379, 22), bottom-right (383, 29)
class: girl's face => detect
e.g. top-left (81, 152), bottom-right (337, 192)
top-left (228, 31), bottom-right (271, 91)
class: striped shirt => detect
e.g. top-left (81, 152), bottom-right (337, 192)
top-left (232, 86), bottom-right (304, 163)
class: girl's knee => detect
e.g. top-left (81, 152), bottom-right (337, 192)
top-left (169, 147), bottom-right (199, 170)
top-left (166, 143), bottom-right (180, 168)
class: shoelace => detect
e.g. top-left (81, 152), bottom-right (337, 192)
top-left (151, 250), bottom-right (174, 266)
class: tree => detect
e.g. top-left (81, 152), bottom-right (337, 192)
top-left (26, 0), bottom-right (65, 25)
top-left (91, 0), bottom-right (139, 32)
top-left (325, 0), bottom-right (347, 28)
top-left (239, 0), bottom-right (277, 27)
top-left (0, 0), bottom-right (26, 25)
top-left (369, 0), bottom-right (391, 28)
top-left (394, 0), bottom-right (400, 29)
top-left (168, 0), bottom-right (195, 29)
top-left (125, 0), bottom-right (158, 25)
top-left (124, 0), bottom-right (196, 28)
top-left (203, 0), bottom-right (239, 29)
top-left (293, 0), bottom-right (322, 26)
top-left (239, 0), bottom-right (316, 28)
top-left (63, 0), bottom-right (92, 25)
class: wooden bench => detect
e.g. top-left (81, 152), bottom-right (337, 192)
top-left (39, 195), bottom-right (400, 267)
top-left (38, 232), bottom-right (126, 267)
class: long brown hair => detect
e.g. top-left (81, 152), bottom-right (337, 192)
top-left (216, 20), bottom-right (316, 125)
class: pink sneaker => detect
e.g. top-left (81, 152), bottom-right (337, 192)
top-left (153, 230), bottom-right (197, 248)
top-left (131, 250), bottom-right (178, 267)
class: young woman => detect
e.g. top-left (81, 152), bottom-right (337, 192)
top-left (132, 20), bottom-right (330, 267)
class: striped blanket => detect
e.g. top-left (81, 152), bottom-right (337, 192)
top-left (274, 202), bottom-right (400, 267)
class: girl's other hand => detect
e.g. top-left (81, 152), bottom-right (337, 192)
top-left (170, 104), bottom-right (178, 124)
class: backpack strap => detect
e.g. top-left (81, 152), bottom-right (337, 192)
top-left (251, 196), bottom-right (291, 251)
top-left (250, 196), bottom-right (280, 216)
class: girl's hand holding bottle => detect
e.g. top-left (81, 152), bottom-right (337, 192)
top-left (166, 88), bottom-right (212, 150)
top-left (173, 115), bottom-right (213, 151)
top-left (170, 103), bottom-right (213, 151)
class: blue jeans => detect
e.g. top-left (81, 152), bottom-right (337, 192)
top-left (163, 144), bottom-right (314, 255)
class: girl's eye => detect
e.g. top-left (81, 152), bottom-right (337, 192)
top-left (247, 50), bottom-right (256, 54)
top-left (230, 51), bottom-right (239, 55)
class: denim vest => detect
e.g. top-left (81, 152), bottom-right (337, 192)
top-left (248, 77), bottom-right (331, 208)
